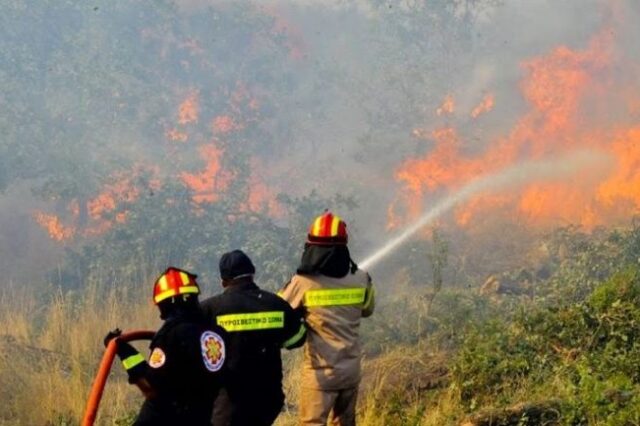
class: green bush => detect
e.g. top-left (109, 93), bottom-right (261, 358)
top-left (452, 265), bottom-right (640, 424)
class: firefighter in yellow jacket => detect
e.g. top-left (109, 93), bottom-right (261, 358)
top-left (279, 212), bottom-right (375, 426)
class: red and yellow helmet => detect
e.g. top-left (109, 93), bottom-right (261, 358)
top-left (153, 267), bottom-right (200, 304)
top-left (307, 211), bottom-right (348, 245)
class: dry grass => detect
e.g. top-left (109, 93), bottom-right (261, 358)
top-left (275, 344), bottom-right (465, 426)
top-left (357, 345), bottom-right (464, 426)
top-left (0, 282), bottom-right (467, 425)
top-left (0, 281), bottom-right (158, 425)
top-left (275, 350), bottom-right (304, 426)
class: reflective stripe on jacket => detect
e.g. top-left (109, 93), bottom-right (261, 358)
top-left (200, 280), bottom-right (306, 425)
top-left (279, 269), bottom-right (374, 390)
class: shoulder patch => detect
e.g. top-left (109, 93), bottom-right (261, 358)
top-left (200, 330), bottom-right (225, 372)
top-left (148, 347), bottom-right (166, 368)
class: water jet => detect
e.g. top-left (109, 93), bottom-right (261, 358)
top-left (359, 150), bottom-right (610, 270)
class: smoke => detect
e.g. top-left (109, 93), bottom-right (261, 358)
top-left (360, 149), bottom-right (613, 270)
top-left (1, 0), bottom-right (638, 285)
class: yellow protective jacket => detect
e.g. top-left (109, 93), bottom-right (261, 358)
top-left (279, 269), bottom-right (374, 390)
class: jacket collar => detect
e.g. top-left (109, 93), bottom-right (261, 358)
top-left (223, 279), bottom-right (259, 293)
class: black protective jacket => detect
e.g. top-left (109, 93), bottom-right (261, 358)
top-left (116, 311), bottom-right (228, 425)
top-left (200, 280), bottom-right (306, 426)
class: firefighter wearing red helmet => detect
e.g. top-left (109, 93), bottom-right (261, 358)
top-left (279, 212), bottom-right (375, 426)
top-left (104, 267), bottom-right (228, 426)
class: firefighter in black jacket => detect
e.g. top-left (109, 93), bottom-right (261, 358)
top-left (200, 250), bottom-right (307, 426)
top-left (104, 267), bottom-right (227, 426)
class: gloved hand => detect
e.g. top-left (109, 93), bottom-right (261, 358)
top-left (104, 328), bottom-right (122, 347)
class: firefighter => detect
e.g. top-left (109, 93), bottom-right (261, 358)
top-left (104, 267), bottom-right (227, 426)
top-left (200, 249), bottom-right (307, 426)
top-left (278, 212), bottom-right (375, 426)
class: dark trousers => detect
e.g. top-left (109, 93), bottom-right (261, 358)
top-left (134, 398), bottom-right (213, 426)
top-left (212, 387), bottom-right (284, 426)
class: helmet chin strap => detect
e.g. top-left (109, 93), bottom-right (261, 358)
top-left (158, 294), bottom-right (197, 319)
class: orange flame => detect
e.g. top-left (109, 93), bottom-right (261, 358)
top-left (597, 128), bottom-right (640, 210)
top-left (243, 158), bottom-right (284, 217)
top-left (83, 166), bottom-right (160, 235)
top-left (180, 144), bottom-right (232, 204)
top-left (436, 94), bottom-right (455, 116)
top-left (178, 92), bottom-right (199, 125)
top-left (392, 27), bottom-right (640, 231)
top-left (33, 212), bottom-right (76, 241)
top-left (36, 165), bottom-right (161, 242)
top-left (87, 172), bottom-right (145, 220)
top-left (470, 93), bottom-right (495, 118)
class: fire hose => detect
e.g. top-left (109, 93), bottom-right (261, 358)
top-left (82, 330), bottom-right (155, 426)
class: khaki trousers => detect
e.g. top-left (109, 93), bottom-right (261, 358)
top-left (299, 387), bottom-right (358, 426)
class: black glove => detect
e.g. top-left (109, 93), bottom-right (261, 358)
top-left (104, 328), bottom-right (122, 347)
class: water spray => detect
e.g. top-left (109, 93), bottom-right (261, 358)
top-left (359, 150), bottom-right (610, 270)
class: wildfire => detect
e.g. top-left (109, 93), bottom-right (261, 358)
top-left (87, 168), bottom-right (158, 220)
top-left (244, 158), bottom-right (284, 217)
top-left (180, 144), bottom-right (232, 204)
top-left (33, 212), bottom-right (75, 242)
top-left (436, 94), bottom-right (455, 116)
top-left (178, 92), bottom-right (199, 125)
top-left (34, 166), bottom-right (161, 241)
top-left (392, 26), bottom-right (640, 230)
top-left (33, 11), bottom-right (294, 244)
top-left (470, 93), bottom-right (495, 118)
top-left (597, 128), bottom-right (640, 210)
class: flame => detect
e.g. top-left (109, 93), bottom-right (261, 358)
top-left (87, 172), bottom-right (145, 220)
top-left (396, 127), bottom-right (480, 194)
top-left (180, 144), bottom-right (232, 204)
top-left (436, 94), bottom-right (455, 116)
top-left (33, 212), bottom-right (75, 241)
top-left (84, 166), bottom-right (160, 234)
top-left (246, 179), bottom-right (282, 217)
top-left (178, 92), bottom-right (199, 125)
top-left (392, 26), bottom-right (640, 230)
top-left (38, 13), bottom-right (294, 245)
top-left (35, 166), bottom-right (161, 241)
top-left (244, 158), bottom-right (284, 217)
top-left (470, 93), bottom-right (495, 118)
top-left (597, 128), bottom-right (640, 210)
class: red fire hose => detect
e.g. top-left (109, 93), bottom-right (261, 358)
top-left (82, 330), bottom-right (155, 426)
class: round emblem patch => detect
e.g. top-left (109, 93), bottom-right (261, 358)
top-left (148, 347), bottom-right (166, 368)
top-left (201, 330), bottom-right (225, 372)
